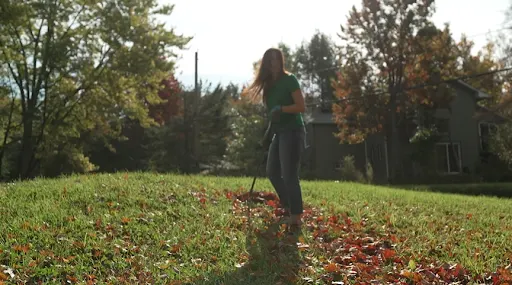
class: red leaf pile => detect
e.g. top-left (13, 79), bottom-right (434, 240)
top-left (226, 189), bottom-right (512, 284)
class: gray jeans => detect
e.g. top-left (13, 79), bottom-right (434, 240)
top-left (266, 127), bottom-right (306, 215)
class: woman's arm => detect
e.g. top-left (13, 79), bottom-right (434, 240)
top-left (281, 88), bottom-right (306, 113)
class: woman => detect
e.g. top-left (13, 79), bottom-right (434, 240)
top-left (247, 47), bottom-right (306, 229)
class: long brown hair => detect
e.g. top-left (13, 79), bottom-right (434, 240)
top-left (246, 48), bottom-right (287, 104)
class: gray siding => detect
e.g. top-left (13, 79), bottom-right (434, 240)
top-left (309, 124), bottom-right (362, 180)
top-left (363, 134), bottom-right (388, 183)
top-left (306, 80), bottom-right (501, 182)
top-left (307, 124), bottom-right (388, 183)
top-left (434, 85), bottom-right (480, 173)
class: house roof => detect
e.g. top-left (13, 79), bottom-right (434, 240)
top-left (309, 80), bottom-right (494, 125)
top-left (452, 80), bottom-right (491, 100)
top-left (474, 104), bottom-right (508, 123)
top-left (305, 111), bottom-right (335, 125)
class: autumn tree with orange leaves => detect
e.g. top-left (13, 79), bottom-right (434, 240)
top-left (486, 5), bottom-right (512, 170)
top-left (332, 0), bottom-right (504, 182)
top-left (332, 0), bottom-right (440, 181)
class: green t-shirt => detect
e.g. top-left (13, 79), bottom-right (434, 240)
top-left (265, 73), bottom-right (305, 130)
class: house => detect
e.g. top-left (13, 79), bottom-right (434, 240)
top-left (303, 80), bottom-right (505, 184)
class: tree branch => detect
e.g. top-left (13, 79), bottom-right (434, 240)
top-left (30, 18), bottom-right (45, 100)
top-left (52, 46), bottom-right (115, 123)
top-left (0, 92), bottom-right (17, 176)
top-left (32, 8), bottom-right (55, 110)
top-left (4, 61), bottom-right (26, 114)
top-left (10, 26), bottom-right (32, 103)
top-left (60, 2), bottom-right (86, 41)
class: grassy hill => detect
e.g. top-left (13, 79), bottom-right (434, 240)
top-left (1, 173), bottom-right (511, 284)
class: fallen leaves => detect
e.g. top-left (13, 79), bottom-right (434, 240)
top-left (121, 217), bottom-right (131, 224)
top-left (381, 248), bottom-right (397, 261)
top-left (324, 262), bottom-right (340, 273)
top-left (12, 244), bottom-right (30, 254)
top-left (225, 189), bottom-right (512, 284)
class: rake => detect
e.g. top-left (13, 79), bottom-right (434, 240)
top-left (246, 121), bottom-right (273, 222)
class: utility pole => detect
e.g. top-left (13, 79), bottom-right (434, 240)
top-left (192, 51), bottom-right (201, 169)
top-left (195, 51), bottom-right (198, 94)
top-left (183, 51), bottom-right (198, 174)
top-left (190, 51), bottom-right (199, 172)
top-left (183, 62), bottom-right (189, 173)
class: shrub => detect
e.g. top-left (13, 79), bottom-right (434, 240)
top-left (340, 155), bottom-right (366, 183)
top-left (365, 161), bottom-right (374, 184)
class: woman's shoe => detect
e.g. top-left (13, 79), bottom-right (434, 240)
top-left (286, 214), bottom-right (302, 234)
top-left (289, 214), bottom-right (302, 225)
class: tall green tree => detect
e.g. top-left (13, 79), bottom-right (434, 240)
top-left (251, 32), bottom-right (338, 114)
top-left (0, 0), bottom-right (190, 178)
top-left (144, 82), bottom-right (232, 174)
top-left (294, 31), bottom-right (338, 111)
top-left (194, 84), bottom-right (232, 169)
top-left (252, 42), bottom-right (299, 77)
top-left (224, 91), bottom-right (267, 176)
top-left (87, 73), bottom-right (183, 174)
top-left (277, 42), bottom-right (298, 73)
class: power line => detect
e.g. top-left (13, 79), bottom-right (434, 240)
top-left (181, 66), bottom-right (512, 123)
top-left (305, 66), bottom-right (512, 108)
top-left (463, 26), bottom-right (512, 39)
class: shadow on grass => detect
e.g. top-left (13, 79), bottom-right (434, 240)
top-left (195, 204), bottom-right (303, 284)
top-left (393, 183), bottom-right (512, 199)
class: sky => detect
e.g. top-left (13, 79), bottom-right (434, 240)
top-left (158, 0), bottom-right (511, 89)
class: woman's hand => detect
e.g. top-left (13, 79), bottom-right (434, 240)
top-left (270, 105), bottom-right (282, 122)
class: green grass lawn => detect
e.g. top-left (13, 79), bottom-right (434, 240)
top-left (1, 173), bottom-right (512, 284)
top-left (402, 183), bottom-right (512, 198)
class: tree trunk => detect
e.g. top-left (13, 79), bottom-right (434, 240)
top-left (387, 85), bottom-right (401, 184)
top-left (17, 110), bottom-right (35, 179)
top-left (0, 96), bottom-right (16, 178)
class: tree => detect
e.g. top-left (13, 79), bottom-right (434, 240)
top-left (194, 84), bottom-right (232, 168)
top-left (251, 32), bottom-right (338, 119)
top-left (252, 42), bottom-right (299, 77)
top-left (490, 2), bottom-right (512, 109)
top-left (224, 91), bottom-right (268, 176)
top-left (148, 74), bottom-right (183, 125)
top-left (277, 42), bottom-right (298, 74)
top-left (333, 5), bottom-right (505, 182)
top-left (489, 100), bottom-right (512, 170)
top-left (486, 5), bottom-right (512, 170)
top-left (0, 0), bottom-right (191, 178)
top-left (143, 81), bottom-right (233, 174)
top-left (223, 82), bottom-right (241, 101)
top-left (457, 38), bottom-right (504, 106)
top-left (332, 0), bottom-right (437, 182)
top-left (86, 72), bottom-right (183, 174)
top-left (0, 82), bottom-right (22, 178)
top-left (294, 31), bottom-right (338, 111)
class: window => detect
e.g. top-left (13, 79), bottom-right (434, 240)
top-left (435, 143), bottom-right (461, 174)
top-left (479, 122), bottom-right (497, 152)
top-left (370, 144), bottom-right (384, 164)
